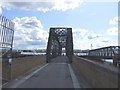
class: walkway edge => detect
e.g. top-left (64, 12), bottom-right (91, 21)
top-left (5, 63), bottom-right (49, 88)
top-left (25, 63), bottom-right (49, 79)
top-left (68, 64), bottom-right (81, 88)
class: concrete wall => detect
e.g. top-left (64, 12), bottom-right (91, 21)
top-left (2, 59), bottom-right (11, 81)
top-left (3, 56), bottom-right (46, 80)
top-left (72, 56), bottom-right (118, 88)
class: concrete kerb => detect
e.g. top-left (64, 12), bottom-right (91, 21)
top-left (72, 56), bottom-right (118, 88)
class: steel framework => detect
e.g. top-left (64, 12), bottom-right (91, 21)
top-left (88, 46), bottom-right (120, 66)
top-left (46, 27), bottom-right (73, 63)
top-left (0, 15), bottom-right (14, 58)
top-left (88, 46), bottom-right (120, 58)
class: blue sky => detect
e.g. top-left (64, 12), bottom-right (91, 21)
top-left (0, 1), bottom-right (119, 50)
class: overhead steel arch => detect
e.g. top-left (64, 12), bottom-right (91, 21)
top-left (46, 27), bottom-right (73, 63)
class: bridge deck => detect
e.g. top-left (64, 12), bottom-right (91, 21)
top-left (4, 56), bottom-right (80, 88)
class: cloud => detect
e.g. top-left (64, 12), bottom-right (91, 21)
top-left (107, 27), bottom-right (118, 35)
top-left (107, 16), bottom-right (119, 36)
top-left (72, 28), bottom-right (111, 50)
top-left (102, 39), bottom-right (109, 42)
top-left (12, 16), bottom-right (113, 50)
top-left (0, 7), bottom-right (2, 15)
top-left (109, 16), bottom-right (120, 25)
top-left (72, 28), bottom-right (101, 40)
top-left (0, 3), bottom-right (2, 15)
top-left (1, 0), bottom-right (84, 12)
top-left (13, 16), bottom-right (48, 50)
top-left (73, 28), bottom-right (88, 36)
top-left (73, 36), bottom-right (110, 50)
top-left (87, 33), bottom-right (102, 39)
top-left (52, 0), bottom-right (83, 11)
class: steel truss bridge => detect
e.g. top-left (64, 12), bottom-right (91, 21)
top-left (0, 15), bottom-right (119, 66)
top-left (88, 46), bottom-right (120, 66)
top-left (46, 27), bottom-right (73, 63)
top-left (1, 16), bottom-right (120, 88)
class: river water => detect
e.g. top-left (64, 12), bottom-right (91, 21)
top-left (21, 52), bottom-right (113, 63)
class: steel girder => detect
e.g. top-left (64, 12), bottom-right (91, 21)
top-left (88, 46), bottom-right (120, 66)
top-left (46, 27), bottom-right (73, 63)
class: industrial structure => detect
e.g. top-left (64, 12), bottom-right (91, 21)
top-left (0, 16), bottom-right (119, 88)
top-left (88, 46), bottom-right (120, 66)
top-left (46, 27), bottom-right (73, 63)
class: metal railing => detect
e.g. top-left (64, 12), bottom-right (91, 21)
top-left (88, 46), bottom-right (120, 58)
top-left (0, 15), bottom-right (14, 57)
top-left (88, 46), bottom-right (120, 66)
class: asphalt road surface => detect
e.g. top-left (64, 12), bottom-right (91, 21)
top-left (4, 56), bottom-right (80, 88)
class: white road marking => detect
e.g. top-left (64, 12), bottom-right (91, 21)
top-left (0, 77), bottom-right (9, 88)
top-left (68, 64), bottom-right (81, 88)
top-left (25, 63), bottom-right (49, 79)
top-left (8, 63), bottom-right (49, 88)
top-left (0, 82), bottom-right (8, 87)
top-left (50, 63), bottom-right (67, 65)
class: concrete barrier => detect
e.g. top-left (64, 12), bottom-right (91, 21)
top-left (72, 56), bottom-right (118, 88)
top-left (3, 55), bottom-right (46, 80)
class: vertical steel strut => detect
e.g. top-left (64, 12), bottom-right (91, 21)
top-left (46, 27), bottom-right (73, 63)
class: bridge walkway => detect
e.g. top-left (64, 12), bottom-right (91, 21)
top-left (4, 56), bottom-right (80, 88)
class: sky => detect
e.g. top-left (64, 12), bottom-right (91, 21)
top-left (0, 0), bottom-right (119, 50)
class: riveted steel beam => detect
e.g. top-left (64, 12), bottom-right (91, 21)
top-left (46, 27), bottom-right (73, 63)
